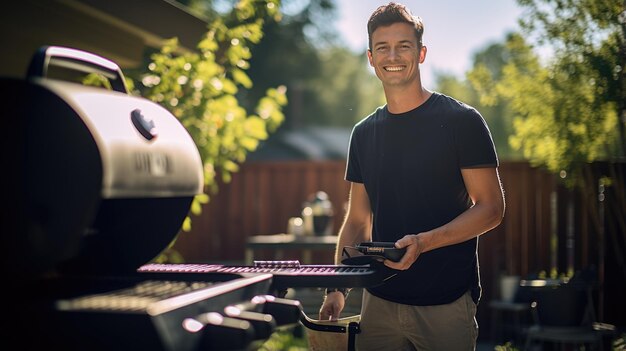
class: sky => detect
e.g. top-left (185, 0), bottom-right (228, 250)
top-left (334, 0), bottom-right (525, 86)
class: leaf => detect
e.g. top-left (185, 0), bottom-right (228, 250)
top-left (181, 216), bottom-right (192, 232)
top-left (231, 68), bottom-right (253, 88)
top-left (244, 116), bottom-right (269, 139)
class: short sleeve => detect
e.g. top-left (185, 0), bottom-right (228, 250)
top-left (345, 126), bottom-right (363, 183)
top-left (455, 108), bottom-right (498, 168)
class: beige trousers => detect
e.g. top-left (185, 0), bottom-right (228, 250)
top-left (355, 290), bottom-right (478, 351)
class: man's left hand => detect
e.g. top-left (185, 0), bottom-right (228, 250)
top-left (384, 234), bottom-right (425, 270)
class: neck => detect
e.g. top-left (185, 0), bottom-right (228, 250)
top-left (384, 83), bottom-right (432, 114)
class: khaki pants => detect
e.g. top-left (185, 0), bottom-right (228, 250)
top-left (355, 290), bottom-right (478, 351)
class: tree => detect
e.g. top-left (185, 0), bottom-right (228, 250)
top-left (468, 0), bottom-right (625, 293)
top-left (178, 1), bottom-right (385, 128)
top-left (124, 0), bottom-right (288, 261)
top-left (241, 0), bottom-right (332, 128)
top-left (514, 0), bottom-right (625, 167)
top-left (437, 43), bottom-right (523, 161)
top-left (512, 0), bottom-right (626, 317)
top-left (244, 0), bottom-right (384, 129)
top-left (305, 47), bottom-right (385, 127)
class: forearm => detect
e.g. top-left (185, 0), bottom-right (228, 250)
top-left (332, 182), bottom-right (372, 264)
top-left (420, 201), bottom-right (504, 253)
top-left (388, 167), bottom-right (505, 271)
top-left (334, 218), bottom-right (371, 264)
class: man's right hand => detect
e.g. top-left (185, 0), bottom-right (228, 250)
top-left (318, 291), bottom-right (345, 321)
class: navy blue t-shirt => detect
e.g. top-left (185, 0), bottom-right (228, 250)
top-left (346, 92), bottom-right (498, 305)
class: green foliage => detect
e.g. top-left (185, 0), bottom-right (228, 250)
top-left (435, 74), bottom-right (474, 104)
top-left (514, 0), bottom-right (625, 169)
top-left (307, 47), bottom-right (386, 126)
top-left (245, 0), bottom-right (384, 128)
top-left (537, 268), bottom-right (573, 281)
top-left (467, 1), bottom-right (626, 279)
top-left (511, 0), bottom-right (624, 175)
top-left (257, 329), bottom-right (308, 351)
top-left (82, 72), bottom-right (113, 90)
top-left (494, 341), bottom-right (520, 351)
top-left (468, 23), bottom-right (623, 183)
top-left (614, 333), bottom-right (626, 350)
top-left (126, 0), bottom-right (287, 224)
top-left (436, 51), bottom-right (523, 160)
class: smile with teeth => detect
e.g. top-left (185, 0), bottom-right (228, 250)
top-left (384, 65), bottom-right (405, 72)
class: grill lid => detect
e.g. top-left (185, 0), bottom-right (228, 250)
top-left (37, 78), bottom-right (204, 199)
top-left (2, 46), bottom-right (204, 278)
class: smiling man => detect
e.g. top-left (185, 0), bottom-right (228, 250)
top-left (319, 2), bottom-right (506, 350)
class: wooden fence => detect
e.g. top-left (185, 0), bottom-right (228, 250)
top-left (173, 161), bottom-right (558, 270)
top-left (171, 160), bottom-right (625, 337)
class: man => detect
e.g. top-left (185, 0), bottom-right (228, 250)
top-left (318, 2), bottom-right (505, 350)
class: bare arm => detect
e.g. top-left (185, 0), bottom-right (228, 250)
top-left (319, 182), bottom-right (371, 321)
top-left (386, 167), bottom-right (505, 270)
top-left (333, 182), bottom-right (372, 264)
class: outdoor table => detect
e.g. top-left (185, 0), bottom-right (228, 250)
top-left (245, 233), bottom-right (337, 265)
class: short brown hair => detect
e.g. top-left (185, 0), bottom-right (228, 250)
top-left (367, 2), bottom-right (424, 50)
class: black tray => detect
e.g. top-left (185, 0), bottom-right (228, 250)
top-left (341, 242), bottom-right (406, 265)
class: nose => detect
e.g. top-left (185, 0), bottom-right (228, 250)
top-left (388, 48), bottom-right (400, 60)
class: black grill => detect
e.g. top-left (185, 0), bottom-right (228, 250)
top-left (2, 46), bottom-right (391, 351)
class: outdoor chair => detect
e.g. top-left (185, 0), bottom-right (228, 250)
top-left (523, 269), bottom-right (616, 351)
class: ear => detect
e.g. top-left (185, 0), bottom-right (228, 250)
top-left (419, 46), bottom-right (427, 64)
top-left (367, 49), bottom-right (374, 67)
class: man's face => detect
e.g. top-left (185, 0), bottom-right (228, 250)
top-left (367, 22), bottom-right (426, 88)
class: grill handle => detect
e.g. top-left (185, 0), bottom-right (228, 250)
top-left (26, 45), bottom-right (128, 94)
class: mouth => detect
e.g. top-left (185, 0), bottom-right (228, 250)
top-left (383, 65), bottom-right (405, 72)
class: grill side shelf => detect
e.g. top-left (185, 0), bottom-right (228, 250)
top-left (137, 263), bottom-right (396, 290)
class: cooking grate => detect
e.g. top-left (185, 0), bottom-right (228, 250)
top-left (56, 280), bottom-right (213, 312)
